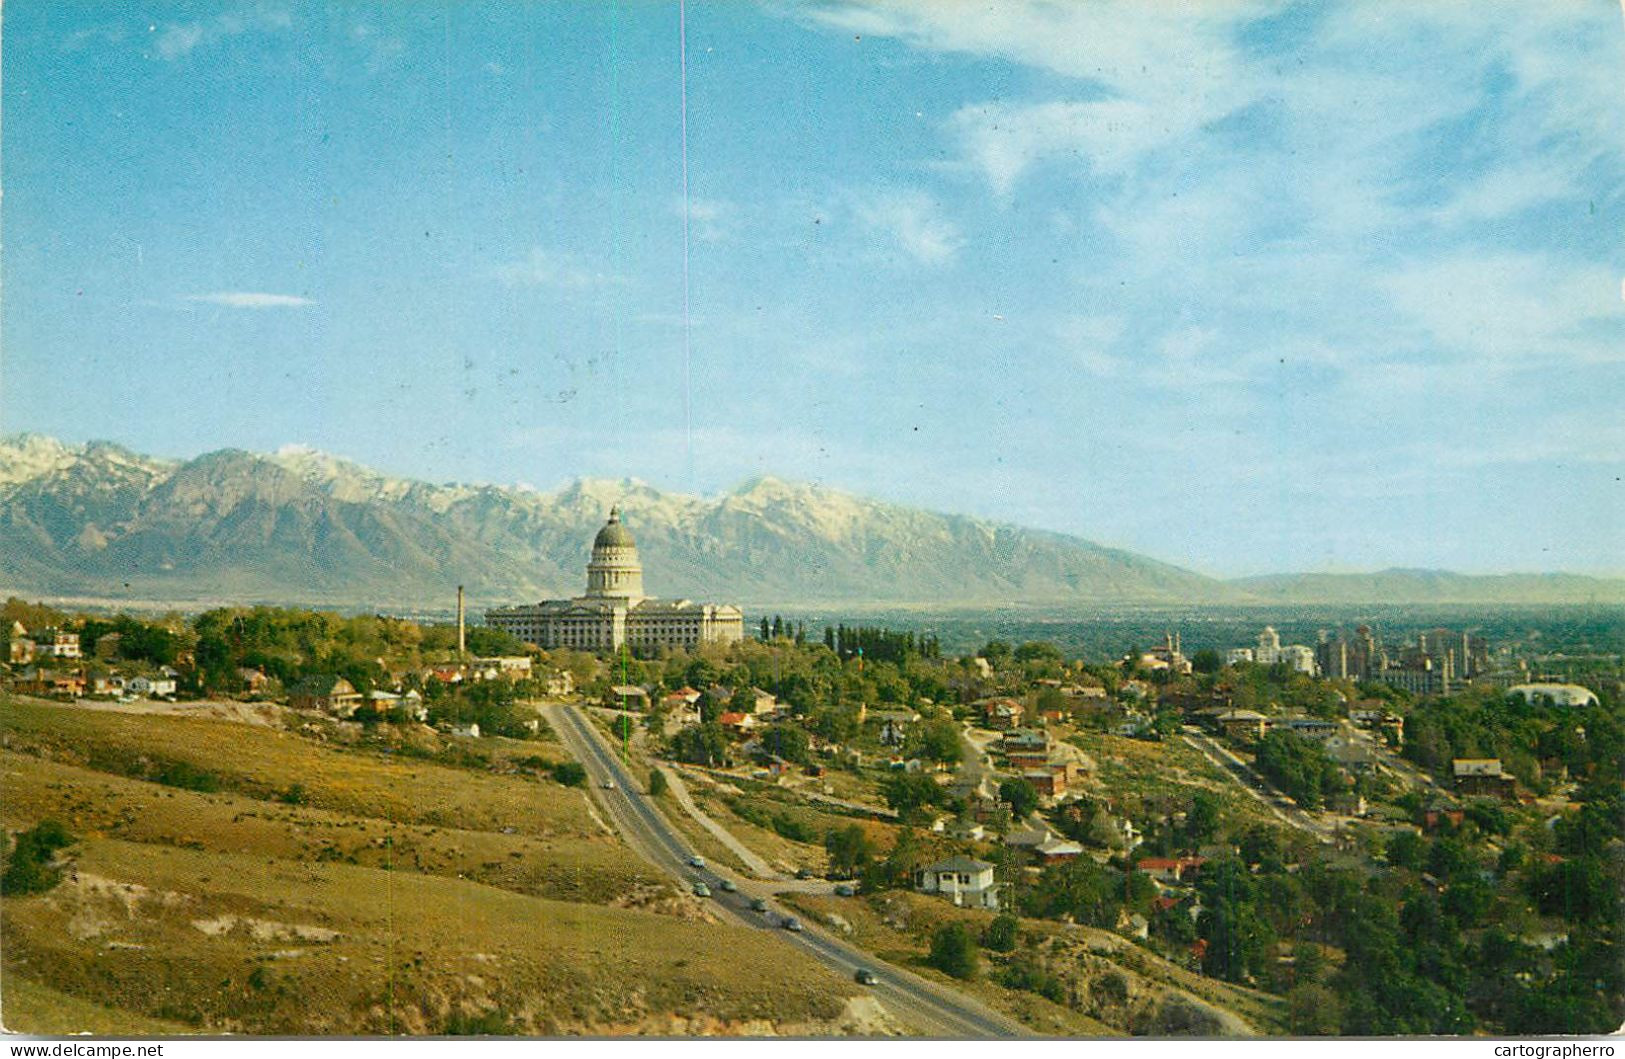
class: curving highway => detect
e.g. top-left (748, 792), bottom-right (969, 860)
top-left (541, 703), bottom-right (1028, 1038)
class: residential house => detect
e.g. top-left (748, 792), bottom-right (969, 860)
top-left (367, 689), bottom-right (427, 719)
top-left (1453, 759), bottom-right (1516, 799)
top-left (15, 669), bottom-right (86, 697)
top-left (717, 711), bottom-right (757, 734)
top-left (36, 629), bottom-right (82, 659)
top-left (543, 669), bottom-right (576, 697)
top-left (1002, 728), bottom-right (1049, 754)
top-left (1005, 827), bottom-right (1083, 863)
top-left (289, 676), bottom-right (363, 716)
top-left (980, 698), bottom-right (1022, 731)
top-left (1279, 717), bottom-right (1339, 742)
top-left (127, 669), bottom-right (178, 698)
top-left (475, 656), bottom-right (532, 679)
top-left (7, 634), bottom-right (37, 665)
top-left (1135, 856), bottom-right (1207, 886)
top-left (1024, 768), bottom-right (1067, 798)
top-left (1007, 748), bottom-right (1053, 771)
top-left (745, 687), bottom-right (778, 715)
top-left (605, 685), bottom-right (650, 710)
top-left (1216, 709), bottom-right (1268, 742)
top-left (915, 855), bottom-right (1000, 909)
top-left (237, 668), bottom-right (271, 695)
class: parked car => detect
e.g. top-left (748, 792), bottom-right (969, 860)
top-left (782, 916), bottom-right (804, 932)
top-left (601, 778), bottom-right (616, 790)
top-left (692, 883), bottom-right (711, 898)
top-left (833, 884), bottom-right (856, 897)
top-left (853, 969), bottom-right (878, 986)
top-left (688, 855), bottom-right (706, 868)
top-left (719, 879), bottom-right (737, 893)
top-left (749, 898), bottom-right (769, 913)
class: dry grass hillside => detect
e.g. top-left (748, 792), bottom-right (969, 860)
top-left (0, 697), bottom-right (871, 1036)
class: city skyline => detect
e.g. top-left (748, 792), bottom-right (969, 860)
top-left (3, 2), bottom-right (1623, 578)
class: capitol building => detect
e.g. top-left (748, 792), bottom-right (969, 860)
top-left (485, 508), bottom-right (744, 653)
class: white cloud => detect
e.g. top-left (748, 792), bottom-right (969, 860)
top-left (854, 190), bottom-right (962, 265)
top-left (152, 10), bottom-right (291, 61)
top-left (679, 197), bottom-right (733, 243)
top-left (186, 292), bottom-right (314, 309)
top-left (492, 249), bottom-right (624, 290)
top-left (1380, 253), bottom-right (1625, 365)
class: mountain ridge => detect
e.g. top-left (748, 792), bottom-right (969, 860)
top-left (2, 435), bottom-right (1622, 610)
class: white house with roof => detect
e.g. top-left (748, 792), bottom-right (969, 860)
top-left (923, 857), bottom-right (994, 903)
top-left (915, 855), bottom-right (1000, 909)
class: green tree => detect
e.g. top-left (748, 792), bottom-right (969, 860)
top-left (1000, 778), bottom-right (1039, 821)
top-left (648, 768), bottom-right (668, 797)
top-left (981, 913), bottom-right (1020, 953)
top-left (928, 923), bottom-right (980, 979)
top-left (670, 722), bottom-right (729, 766)
top-left (1288, 984), bottom-right (1345, 1035)
top-left (881, 772), bottom-right (945, 817)
top-left (825, 824), bottom-right (876, 879)
top-left (1, 820), bottom-right (75, 896)
top-left (553, 762), bottom-right (587, 787)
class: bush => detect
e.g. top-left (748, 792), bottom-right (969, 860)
top-left (279, 783), bottom-right (308, 805)
top-left (1, 820), bottom-right (76, 896)
top-left (648, 768), bottom-right (668, 796)
top-left (981, 913), bottom-right (1020, 952)
top-left (154, 759), bottom-right (222, 793)
top-left (927, 923), bottom-right (979, 980)
top-left (553, 762), bottom-right (587, 787)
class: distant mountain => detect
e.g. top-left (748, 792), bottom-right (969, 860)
top-left (1231, 569), bottom-right (1625, 605)
top-left (5, 436), bottom-right (1620, 612)
top-left (0, 435), bottom-right (1241, 610)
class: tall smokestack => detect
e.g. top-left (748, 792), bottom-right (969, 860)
top-left (457, 585), bottom-right (466, 656)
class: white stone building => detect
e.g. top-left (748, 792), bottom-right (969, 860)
top-left (486, 508), bottom-right (744, 653)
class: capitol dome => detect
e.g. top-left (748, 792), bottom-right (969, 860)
top-left (593, 506), bottom-right (637, 550)
top-left (585, 507), bottom-right (645, 601)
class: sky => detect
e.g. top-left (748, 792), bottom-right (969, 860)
top-left (3, 1), bottom-right (1623, 578)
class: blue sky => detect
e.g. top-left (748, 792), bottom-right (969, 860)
top-left (3, 1), bottom-right (1622, 577)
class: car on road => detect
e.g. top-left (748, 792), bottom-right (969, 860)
top-left (782, 916), bottom-right (804, 932)
top-left (692, 883), bottom-right (711, 898)
top-left (853, 969), bottom-right (878, 986)
top-left (688, 855), bottom-right (706, 868)
top-left (833, 883), bottom-right (856, 897)
top-left (601, 778), bottom-right (616, 790)
top-left (719, 879), bottom-right (737, 893)
top-left (794, 868), bottom-right (815, 879)
top-left (749, 898), bottom-right (769, 912)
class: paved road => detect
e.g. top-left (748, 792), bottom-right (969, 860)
top-left (1180, 726), bottom-right (1337, 844)
top-left (542, 704), bottom-right (1027, 1038)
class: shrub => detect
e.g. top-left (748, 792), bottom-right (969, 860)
top-left (553, 762), bottom-right (587, 787)
top-left (648, 769), bottom-right (668, 797)
top-left (981, 912), bottom-right (1020, 952)
top-left (927, 923), bottom-right (979, 980)
top-left (1, 820), bottom-right (76, 896)
top-left (153, 759), bottom-right (222, 793)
